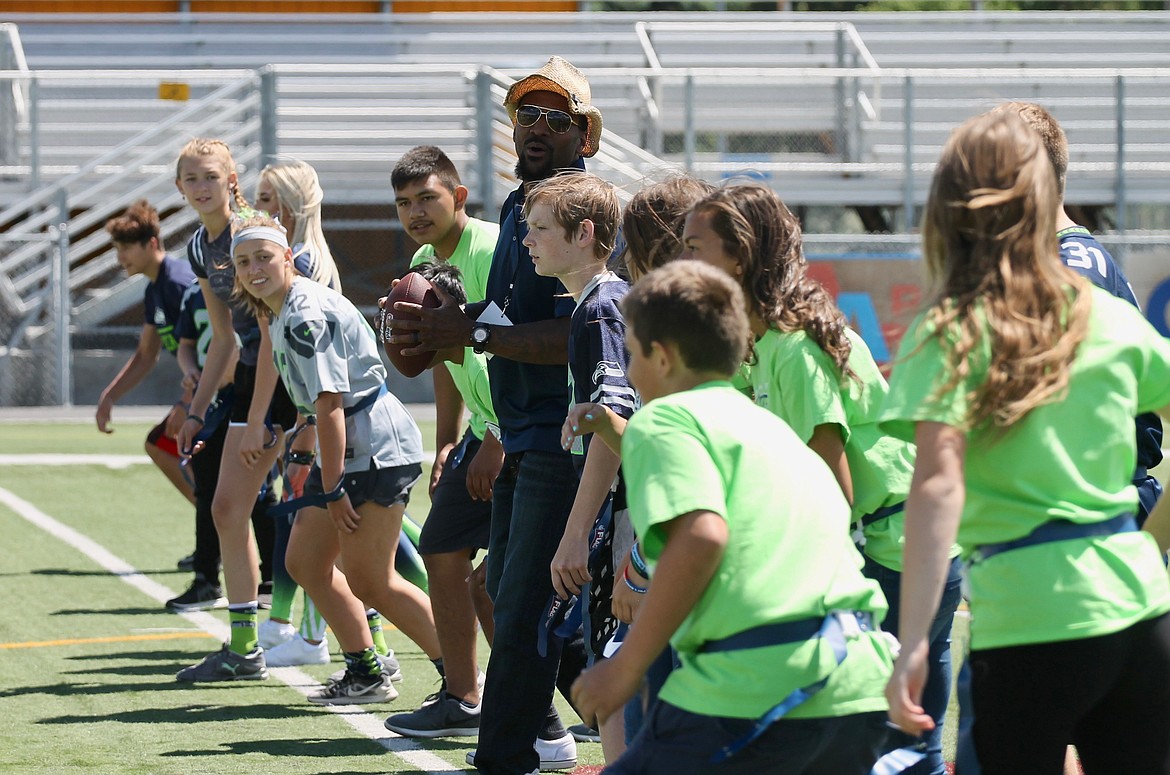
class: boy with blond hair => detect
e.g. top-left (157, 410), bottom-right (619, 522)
top-left (522, 171), bottom-right (635, 760)
top-left (570, 260), bottom-right (893, 775)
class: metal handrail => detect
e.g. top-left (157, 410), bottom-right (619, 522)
top-left (1, 23), bottom-right (29, 125)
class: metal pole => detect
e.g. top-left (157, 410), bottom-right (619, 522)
top-left (1115, 74), bottom-right (1127, 241)
top-left (902, 75), bottom-right (915, 231)
top-left (29, 75), bottom-right (39, 191)
top-left (259, 68), bottom-right (278, 169)
top-left (683, 73), bottom-right (695, 174)
top-left (834, 27), bottom-right (847, 162)
top-left (475, 71), bottom-right (496, 216)
top-left (54, 190), bottom-right (72, 406)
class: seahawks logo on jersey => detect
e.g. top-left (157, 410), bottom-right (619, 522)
top-left (153, 307), bottom-right (167, 326)
top-left (592, 360), bottom-right (625, 385)
top-left (286, 319), bottom-right (337, 359)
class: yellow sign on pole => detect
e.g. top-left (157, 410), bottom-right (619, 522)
top-left (159, 82), bottom-right (191, 102)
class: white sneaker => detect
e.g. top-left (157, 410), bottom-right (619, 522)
top-left (257, 619), bottom-right (296, 650)
top-left (263, 634), bottom-right (330, 667)
top-left (464, 732), bottom-right (577, 771)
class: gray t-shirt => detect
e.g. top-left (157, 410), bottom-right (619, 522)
top-left (270, 277), bottom-right (423, 473)
top-left (187, 223), bottom-right (261, 366)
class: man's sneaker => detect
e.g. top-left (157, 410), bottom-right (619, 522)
top-left (257, 581), bottom-right (273, 610)
top-left (308, 670), bottom-right (397, 705)
top-left (176, 644), bottom-right (267, 682)
top-left (568, 723), bottom-right (601, 743)
top-left (465, 732), bottom-right (577, 771)
top-left (257, 618), bottom-right (296, 650)
top-left (176, 552), bottom-right (195, 571)
top-left (166, 580), bottom-right (227, 612)
top-left (264, 634), bottom-right (330, 667)
top-left (383, 691), bottom-right (480, 737)
top-left (330, 651), bottom-right (402, 684)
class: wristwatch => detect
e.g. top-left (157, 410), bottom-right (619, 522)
top-left (471, 322), bottom-right (491, 354)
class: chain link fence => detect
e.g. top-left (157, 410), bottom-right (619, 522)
top-left (0, 230), bottom-right (70, 407)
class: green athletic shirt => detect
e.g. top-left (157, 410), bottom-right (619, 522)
top-left (444, 347), bottom-right (498, 442)
top-left (621, 381), bottom-right (892, 720)
top-left (409, 216), bottom-right (499, 304)
top-left (880, 286), bottom-right (1170, 650)
top-left (751, 327), bottom-right (934, 571)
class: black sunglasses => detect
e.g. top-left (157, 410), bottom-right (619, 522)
top-left (516, 105), bottom-right (576, 134)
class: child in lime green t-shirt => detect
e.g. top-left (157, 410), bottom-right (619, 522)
top-left (880, 111), bottom-right (1170, 774)
top-left (570, 260), bottom-right (893, 775)
top-left (681, 183), bottom-right (960, 774)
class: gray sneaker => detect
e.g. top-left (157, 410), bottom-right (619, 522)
top-left (329, 651), bottom-right (402, 684)
top-left (309, 670), bottom-right (397, 705)
top-left (384, 691), bottom-right (481, 738)
top-left (176, 645), bottom-right (268, 682)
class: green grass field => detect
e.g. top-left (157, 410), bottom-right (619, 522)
top-left (0, 418), bottom-right (604, 775)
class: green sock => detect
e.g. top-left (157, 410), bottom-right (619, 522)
top-left (343, 647), bottom-right (382, 678)
top-left (228, 605), bottom-right (259, 655)
top-left (269, 577), bottom-right (297, 623)
top-left (366, 609), bottom-right (389, 656)
top-left (300, 592), bottom-right (327, 643)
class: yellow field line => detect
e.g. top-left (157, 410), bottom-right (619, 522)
top-left (0, 631), bottom-right (216, 649)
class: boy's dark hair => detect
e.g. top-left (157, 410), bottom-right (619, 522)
top-left (621, 260), bottom-right (749, 377)
top-left (391, 145), bottom-right (462, 194)
top-left (105, 199), bottom-right (161, 245)
top-left (409, 261), bottom-right (468, 306)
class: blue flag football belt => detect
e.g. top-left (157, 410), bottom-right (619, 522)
top-left (972, 511), bottom-right (1136, 564)
top-left (266, 385), bottom-right (385, 519)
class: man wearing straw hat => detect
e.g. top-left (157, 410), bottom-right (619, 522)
top-left (390, 56), bottom-right (603, 774)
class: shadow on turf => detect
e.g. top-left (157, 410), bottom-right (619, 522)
top-left (41, 702), bottom-right (323, 726)
top-left (164, 736), bottom-right (472, 761)
top-left (52, 606), bottom-right (176, 616)
top-left (34, 567), bottom-right (185, 578)
top-left (4, 679), bottom-right (287, 700)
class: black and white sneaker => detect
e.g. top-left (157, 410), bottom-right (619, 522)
top-left (309, 670), bottom-right (397, 705)
top-left (176, 645), bottom-right (267, 682)
top-left (330, 651), bottom-right (402, 684)
top-left (568, 723), bottom-right (601, 743)
top-left (166, 580), bottom-right (228, 612)
top-left (384, 691), bottom-right (480, 737)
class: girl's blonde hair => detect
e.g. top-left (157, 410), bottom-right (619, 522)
top-left (258, 159), bottom-right (342, 292)
top-left (230, 213), bottom-right (290, 321)
top-left (921, 110), bottom-right (1090, 432)
top-left (693, 183), bottom-right (854, 377)
top-left (174, 138), bottom-right (250, 212)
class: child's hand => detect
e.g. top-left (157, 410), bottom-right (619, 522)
top-left (327, 493), bottom-right (362, 534)
top-left (613, 563), bottom-right (649, 624)
top-left (466, 434), bottom-right (504, 501)
top-left (238, 421), bottom-right (271, 469)
top-left (571, 655), bottom-right (642, 730)
top-left (885, 641), bottom-right (935, 737)
top-left (550, 533), bottom-right (591, 601)
top-left (164, 403), bottom-right (187, 439)
top-left (561, 403), bottom-right (607, 450)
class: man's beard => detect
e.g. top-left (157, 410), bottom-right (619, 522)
top-left (515, 155), bottom-right (557, 183)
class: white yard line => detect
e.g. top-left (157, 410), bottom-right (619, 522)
top-left (0, 453), bottom-right (436, 467)
top-left (0, 485), bottom-right (460, 774)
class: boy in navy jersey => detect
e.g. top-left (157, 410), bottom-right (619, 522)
top-left (522, 172), bottom-right (635, 761)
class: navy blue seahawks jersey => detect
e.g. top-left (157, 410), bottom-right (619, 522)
top-left (144, 254), bottom-right (196, 357)
top-left (1058, 227), bottom-right (1163, 477)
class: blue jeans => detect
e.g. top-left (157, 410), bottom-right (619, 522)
top-left (624, 646), bottom-right (678, 744)
top-left (863, 555), bottom-right (963, 775)
top-left (477, 450), bottom-right (582, 775)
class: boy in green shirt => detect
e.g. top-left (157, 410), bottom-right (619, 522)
top-left (570, 260), bottom-right (893, 775)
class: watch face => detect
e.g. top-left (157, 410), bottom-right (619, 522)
top-left (473, 326), bottom-right (488, 343)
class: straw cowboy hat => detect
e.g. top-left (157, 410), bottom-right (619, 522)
top-left (504, 56), bottom-right (604, 158)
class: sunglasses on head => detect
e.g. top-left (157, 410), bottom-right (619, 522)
top-left (516, 104), bottom-right (577, 134)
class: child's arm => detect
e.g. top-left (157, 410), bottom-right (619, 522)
top-left (561, 402), bottom-right (627, 456)
top-left (571, 509), bottom-right (727, 727)
top-left (465, 430), bottom-right (504, 501)
top-left (96, 323), bottom-right (162, 433)
top-left (316, 391), bottom-right (362, 534)
top-left (551, 439), bottom-right (623, 600)
top-left (886, 421), bottom-right (966, 737)
top-left (430, 365), bottom-right (464, 495)
top-left (807, 423), bottom-right (853, 505)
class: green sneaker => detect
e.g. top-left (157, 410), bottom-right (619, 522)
top-left (176, 644), bottom-right (268, 682)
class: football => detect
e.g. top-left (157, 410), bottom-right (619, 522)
top-left (379, 271), bottom-right (440, 378)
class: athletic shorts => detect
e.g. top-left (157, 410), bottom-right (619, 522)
top-left (304, 461), bottom-right (422, 511)
top-left (229, 360), bottom-right (298, 431)
top-left (146, 416), bottom-right (179, 458)
top-left (418, 432), bottom-right (493, 555)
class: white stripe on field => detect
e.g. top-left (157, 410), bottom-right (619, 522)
top-left (0, 485), bottom-right (460, 774)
